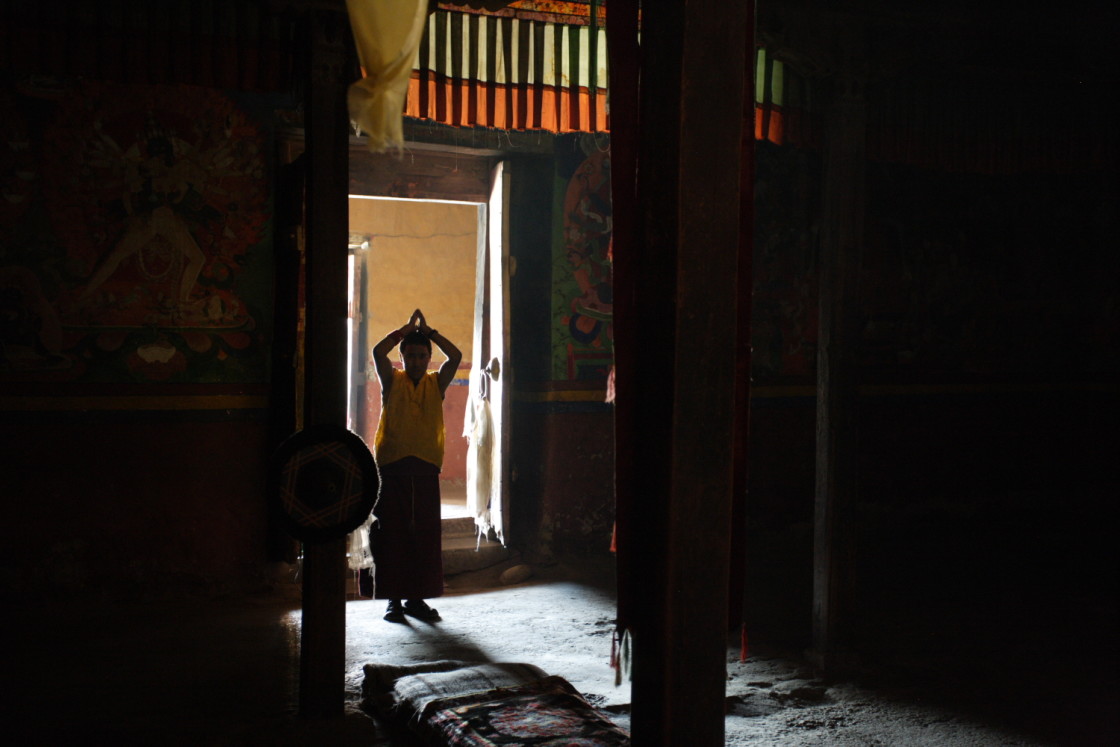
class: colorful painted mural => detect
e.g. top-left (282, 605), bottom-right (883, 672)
top-left (751, 141), bottom-right (820, 380)
top-left (749, 138), bottom-right (1119, 381)
top-left (0, 80), bottom-right (272, 383)
top-left (861, 164), bottom-right (1120, 377)
top-left (551, 137), bottom-right (613, 381)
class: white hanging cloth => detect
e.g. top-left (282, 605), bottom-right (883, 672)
top-left (346, 0), bottom-right (429, 153)
top-left (463, 368), bottom-right (498, 544)
top-left (346, 512), bottom-right (376, 571)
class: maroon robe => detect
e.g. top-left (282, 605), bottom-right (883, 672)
top-left (368, 455), bottom-right (444, 600)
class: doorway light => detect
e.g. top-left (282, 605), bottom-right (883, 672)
top-left (350, 194), bottom-right (484, 207)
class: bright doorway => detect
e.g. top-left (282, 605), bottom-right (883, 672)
top-left (346, 195), bottom-right (481, 519)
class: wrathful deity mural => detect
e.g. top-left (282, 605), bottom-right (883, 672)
top-left (551, 141), bottom-right (613, 381)
top-left (1, 81), bottom-right (272, 383)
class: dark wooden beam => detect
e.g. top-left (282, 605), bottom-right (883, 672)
top-left (348, 145), bottom-right (494, 202)
top-left (811, 34), bottom-right (867, 673)
top-left (285, 137), bottom-right (500, 203)
top-left (729, 5), bottom-right (758, 633)
top-left (626, 3), bottom-right (749, 744)
top-left (298, 5), bottom-right (351, 720)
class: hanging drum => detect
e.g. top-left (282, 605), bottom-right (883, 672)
top-left (268, 424), bottom-right (378, 543)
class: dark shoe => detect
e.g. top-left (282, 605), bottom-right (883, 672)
top-left (403, 600), bottom-right (441, 621)
top-left (383, 600), bottom-right (405, 623)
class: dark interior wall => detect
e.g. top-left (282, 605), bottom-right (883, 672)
top-left (862, 164), bottom-right (1118, 378)
top-left (855, 389), bottom-right (1118, 610)
top-left (854, 161), bottom-right (1119, 638)
top-left (2, 417), bottom-right (270, 600)
top-left (739, 396), bottom-right (816, 645)
top-left (508, 145), bottom-right (616, 556)
top-left (854, 158), bottom-right (1119, 631)
top-left (744, 129), bottom-right (1119, 656)
top-left (513, 407), bottom-right (615, 557)
top-left (1, 6), bottom-right (296, 598)
top-left (743, 139), bottom-right (821, 644)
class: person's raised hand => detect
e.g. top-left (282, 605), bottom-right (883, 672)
top-left (397, 311), bottom-right (418, 336)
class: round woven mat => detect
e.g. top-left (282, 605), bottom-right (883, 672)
top-left (268, 424), bottom-right (377, 543)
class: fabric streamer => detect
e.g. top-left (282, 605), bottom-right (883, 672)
top-left (612, 629), bottom-right (632, 687)
top-left (463, 370), bottom-right (496, 544)
top-left (346, 512), bottom-right (376, 571)
top-left (346, 0), bottom-right (429, 153)
top-left (619, 629), bottom-right (633, 686)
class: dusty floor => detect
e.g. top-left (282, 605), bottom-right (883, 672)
top-left (8, 551), bottom-right (1117, 745)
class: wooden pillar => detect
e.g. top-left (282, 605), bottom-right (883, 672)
top-left (811, 38), bottom-right (867, 672)
top-left (729, 6), bottom-right (757, 631)
top-left (299, 7), bottom-right (351, 720)
top-left (626, 3), bottom-right (749, 744)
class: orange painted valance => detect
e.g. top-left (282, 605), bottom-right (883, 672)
top-left (407, 8), bottom-right (608, 133)
top-left (755, 46), bottom-right (817, 148)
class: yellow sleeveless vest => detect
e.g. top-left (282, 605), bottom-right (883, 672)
top-left (374, 369), bottom-right (445, 468)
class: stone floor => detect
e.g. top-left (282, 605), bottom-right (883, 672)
top-left (8, 551), bottom-right (1117, 745)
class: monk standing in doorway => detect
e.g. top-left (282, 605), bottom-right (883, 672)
top-left (368, 309), bottom-right (462, 622)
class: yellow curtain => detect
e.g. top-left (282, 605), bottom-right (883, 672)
top-left (346, 0), bottom-right (430, 152)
